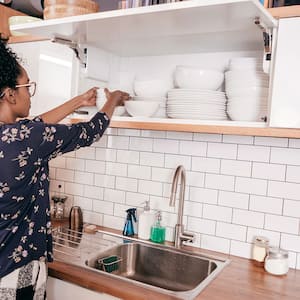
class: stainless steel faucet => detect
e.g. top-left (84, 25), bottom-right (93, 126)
top-left (169, 165), bottom-right (195, 248)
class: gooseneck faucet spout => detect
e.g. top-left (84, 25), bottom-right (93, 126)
top-left (169, 165), bottom-right (195, 248)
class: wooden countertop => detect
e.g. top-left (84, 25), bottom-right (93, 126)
top-left (49, 225), bottom-right (300, 300)
top-left (48, 252), bottom-right (300, 300)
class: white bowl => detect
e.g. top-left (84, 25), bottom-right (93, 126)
top-left (227, 106), bottom-right (267, 122)
top-left (9, 16), bottom-right (42, 36)
top-left (133, 96), bottom-right (167, 103)
top-left (95, 88), bottom-right (107, 109)
top-left (95, 91), bottom-right (126, 116)
top-left (230, 57), bottom-right (262, 64)
top-left (113, 106), bottom-right (126, 116)
top-left (226, 86), bottom-right (269, 98)
top-left (228, 96), bottom-right (268, 105)
top-left (174, 66), bottom-right (224, 90)
top-left (154, 108), bottom-right (167, 118)
top-left (9, 16), bottom-right (42, 25)
top-left (133, 79), bottom-right (173, 97)
top-left (125, 101), bottom-right (159, 117)
top-left (225, 79), bottom-right (269, 90)
top-left (225, 70), bottom-right (269, 81)
top-left (229, 57), bottom-right (263, 71)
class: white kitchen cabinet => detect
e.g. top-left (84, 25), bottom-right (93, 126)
top-left (47, 276), bottom-right (120, 300)
top-left (269, 17), bottom-right (300, 129)
top-left (13, 0), bottom-right (298, 136)
top-left (11, 41), bottom-right (77, 116)
top-left (10, 0), bottom-right (276, 55)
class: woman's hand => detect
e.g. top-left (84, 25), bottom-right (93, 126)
top-left (100, 88), bottom-right (131, 119)
top-left (104, 88), bottom-right (130, 107)
top-left (77, 87), bottom-right (98, 107)
top-left (40, 87), bottom-right (99, 123)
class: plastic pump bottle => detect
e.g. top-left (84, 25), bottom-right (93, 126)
top-left (138, 201), bottom-right (155, 240)
top-left (150, 210), bottom-right (166, 244)
top-left (123, 208), bottom-right (137, 237)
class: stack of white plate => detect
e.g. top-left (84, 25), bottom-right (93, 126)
top-left (226, 57), bottom-right (269, 122)
top-left (133, 96), bottom-right (167, 118)
top-left (167, 89), bottom-right (227, 120)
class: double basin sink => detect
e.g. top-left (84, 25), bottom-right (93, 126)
top-left (84, 239), bottom-right (229, 299)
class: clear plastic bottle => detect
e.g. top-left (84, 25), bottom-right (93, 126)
top-left (138, 201), bottom-right (155, 240)
top-left (150, 211), bottom-right (166, 244)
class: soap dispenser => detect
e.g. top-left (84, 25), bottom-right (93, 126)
top-left (123, 208), bottom-right (137, 237)
top-left (138, 201), bottom-right (155, 240)
top-left (150, 210), bottom-right (166, 243)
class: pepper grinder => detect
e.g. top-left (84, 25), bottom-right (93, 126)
top-left (69, 206), bottom-right (83, 232)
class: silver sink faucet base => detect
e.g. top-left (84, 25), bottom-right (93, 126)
top-left (170, 165), bottom-right (195, 248)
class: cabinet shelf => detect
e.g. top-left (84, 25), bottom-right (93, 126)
top-left (67, 117), bottom-right (300, 138)
top-left (11, 0), bottom-right (277, 55)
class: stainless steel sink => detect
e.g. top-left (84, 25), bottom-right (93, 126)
top-left (85, 241), bottom-right (229, 299)
top-left (52, 228), bottom-right (229, 299)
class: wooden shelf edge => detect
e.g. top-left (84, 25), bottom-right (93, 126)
top-left (111, 120), bottom-right (300, 138)
top-left (268, 5), bottom-right (300, 18)
top-left (66, 118), bottom-right (300, 138)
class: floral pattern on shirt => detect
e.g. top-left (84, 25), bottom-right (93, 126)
top-left (0, 112), bottom-right (109, 278)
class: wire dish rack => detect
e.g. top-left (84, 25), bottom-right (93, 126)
top-left (52, 227), bottom-right (120, 264)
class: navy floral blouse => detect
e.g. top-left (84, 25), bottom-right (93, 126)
top-left (0, 112), bottom-right (109, 278)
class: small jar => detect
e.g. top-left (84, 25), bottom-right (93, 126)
top-left (51, 195), bottom-right (67, 219)
top-left (264, 247), bottom-right (289, 276)
top-left (251, 236), bottom-right (269, 266)
top-left (55, 200), bottom-right (65, 219)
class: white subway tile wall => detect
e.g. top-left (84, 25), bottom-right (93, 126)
top-left (49, 130), bottom-right (300, 269)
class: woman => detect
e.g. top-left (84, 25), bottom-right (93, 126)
top-left (0, 40), bottom-right (129, 299)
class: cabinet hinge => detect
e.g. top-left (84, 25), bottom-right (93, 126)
top-left (51, 36), bottom-right (87, 67)
top-left (254, 17), bottom-right (272, 73)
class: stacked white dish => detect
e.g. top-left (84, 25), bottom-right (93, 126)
top-left (167, 66), bottom-right (226, 120)
top-left (167, 89), bottom-right (227, 120)
top-left (226, 57), bottom-right (269, 122)
top-left (131, 78), bottom-right (172, 118)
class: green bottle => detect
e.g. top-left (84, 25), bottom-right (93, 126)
top-left (150, 211), bottom-right (166, 243)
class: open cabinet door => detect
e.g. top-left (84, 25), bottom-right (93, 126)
top-left (269, 17), bottom-right (300, 128)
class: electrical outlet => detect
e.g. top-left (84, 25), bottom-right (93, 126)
top-left (50, 180), bottom-right (65, 193)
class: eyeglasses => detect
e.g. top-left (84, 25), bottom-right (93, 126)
top-left (15, 82), bottom-right (36, 97)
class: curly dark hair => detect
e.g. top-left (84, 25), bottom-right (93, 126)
top-left (0, 40), bottom-right (22, 98)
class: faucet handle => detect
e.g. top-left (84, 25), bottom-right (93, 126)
top-left (180, 231), bottom-right (195, 244)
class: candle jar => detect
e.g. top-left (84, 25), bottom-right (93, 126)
top-left (55, 200), bottom-right (65, 219)
top-left (51, 195), bottom-right (67, 219)
top-left (264, 247), bottom-right (289, 276)
top-left (251, 236), bottom-right (269, 266)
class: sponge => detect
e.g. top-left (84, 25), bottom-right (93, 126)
top-left (97, 255), bottom-right (119, 273)
top-left (83, 224), bottom-right (97, 234)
